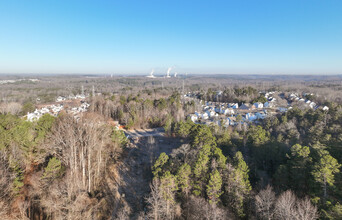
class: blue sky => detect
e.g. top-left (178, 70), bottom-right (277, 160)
top-left (0, 0), bottom-right (341, 75)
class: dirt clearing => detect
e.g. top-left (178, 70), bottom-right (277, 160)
top-left (114, 135), bottom-right (184, 219)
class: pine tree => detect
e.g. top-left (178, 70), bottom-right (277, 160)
top-left (247, 125), bottom-right (269, 146)
top-left (42, 157), bottom-right (64, 181)
top-left (152, 152), bottom-right (169, 177)
top-left (206, 169), bottom-right (223, 204)
top-left (192, 145), bottom-right (211, 196)
top-left (160, 171), bottom-right (178, 219)
top-left (163, 115), bottom-right (173, 136)
top-left (190, 124), bottom-right (216, 148)
top-left (312, 149), bottom-right (341, 199)
top-left (35, 113), bottom-right (55, 143)
top-left (287, 144), bottom-right (312, 192)
top-left (225, 151), bottom-right (251, 218)
top-left (177, 163), bottom-right (191, 196)
top-left (233, 151), bottom-right (251, 190)
top-left (175, 120), bottom-right (192, 138)
top-left (213, 147), bottom-right (227, 170)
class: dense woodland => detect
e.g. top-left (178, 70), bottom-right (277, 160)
top-left (1, 75), bottom-right (342, 219)
top-left (147, 100), bottom-right (342, 219)
top-left (0, 112), bottom-right (129, 219)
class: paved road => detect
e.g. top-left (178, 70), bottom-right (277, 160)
top-left (124, 127), bottom-right (165, 138)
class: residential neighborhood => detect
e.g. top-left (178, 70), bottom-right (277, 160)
top-left (25, 94), bottom-right (90, 122)
top-left (0, 78), bottom-right (39, 84)
top-left (185, 90), bottom-right (329, 128)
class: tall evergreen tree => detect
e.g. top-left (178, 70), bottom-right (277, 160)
top-left (190, 124), bottom-right (216, 148)
top-left (287, 144), bottom-right (312, 193)
top-left (312, 149), bottom-right (341, 199)
top-left (192, 145), bottom-right (211, 196)
top-left (153, 152), bottom-right (169, 177)
top-left (160, 171), bottom-right (178, 219)
top-left (233, 151), bottom-right (251, 189)
top-left (213, 147), bottom-right (227, 170)
top-left (224, 151), bottom-right (251, 218)
top-left (206, 169), bottom-right (223, 204)
top-left (177, 163), bottom-right (191, 196)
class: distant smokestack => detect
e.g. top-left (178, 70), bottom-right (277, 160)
top-left (166, 67), bottom-right (172, 78)
top-left (146, 69), bottom-right (155, 78)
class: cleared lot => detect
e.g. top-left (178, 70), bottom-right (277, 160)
top-left (124, 127), bottom-right (165, 138)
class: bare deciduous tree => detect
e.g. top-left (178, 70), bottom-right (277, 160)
top-left (145, 179), bottom-right (166, 220)
top-left (48, 113), bottom-right (113, 194)
top-left (38, 113), bottom-right (114, 219)
top-left (183, 196), bottom-right (228, 220)
top-left (294, 197), bottom-right (318, 220)
top-left (274, 190), bottom-right (318, 220)
top-left (0, 102), bottom-right (22, 115)
top-left (255, 185), bottom-right (276, 220)
top-left (274, 190), bottom-right (297, 220)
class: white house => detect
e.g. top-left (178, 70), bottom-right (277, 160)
top-left (203, 106), bottom-right (210, 111)
top-left (229, 103), bottom-right (239, 109)
top-left (223, 118), bottom-right (232, 127)
top-left (75, 94), bottom-right (86, 99)
top-left (253, 102), bottom-right (263, 109)
top-left (40, 107), bottom-right (50, 114)
top-left (223, 108), bottom-right (235, 115)
top-left (245, 113), bottom-right (257, 121)
top-left (56, 96), bottom-right (66, 102)
top-left (202, 112), bottom-right (209, 120)
top-left (225, 117), bottom-right (236, 127)
top-left (309, 102), bottom-right (316, 109)
top-left (323, 106), bottom-right (329, 111)
top-left (269, 97), bottom-right (277, 102)
top-left (206, 110), bottom-right (216, 118)
top-left (189, 114), bottom-right (198, 123)
top-left (27, 113), bottom-right (40, 122)
top-left (289, 93), bottom-right (297, 99)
